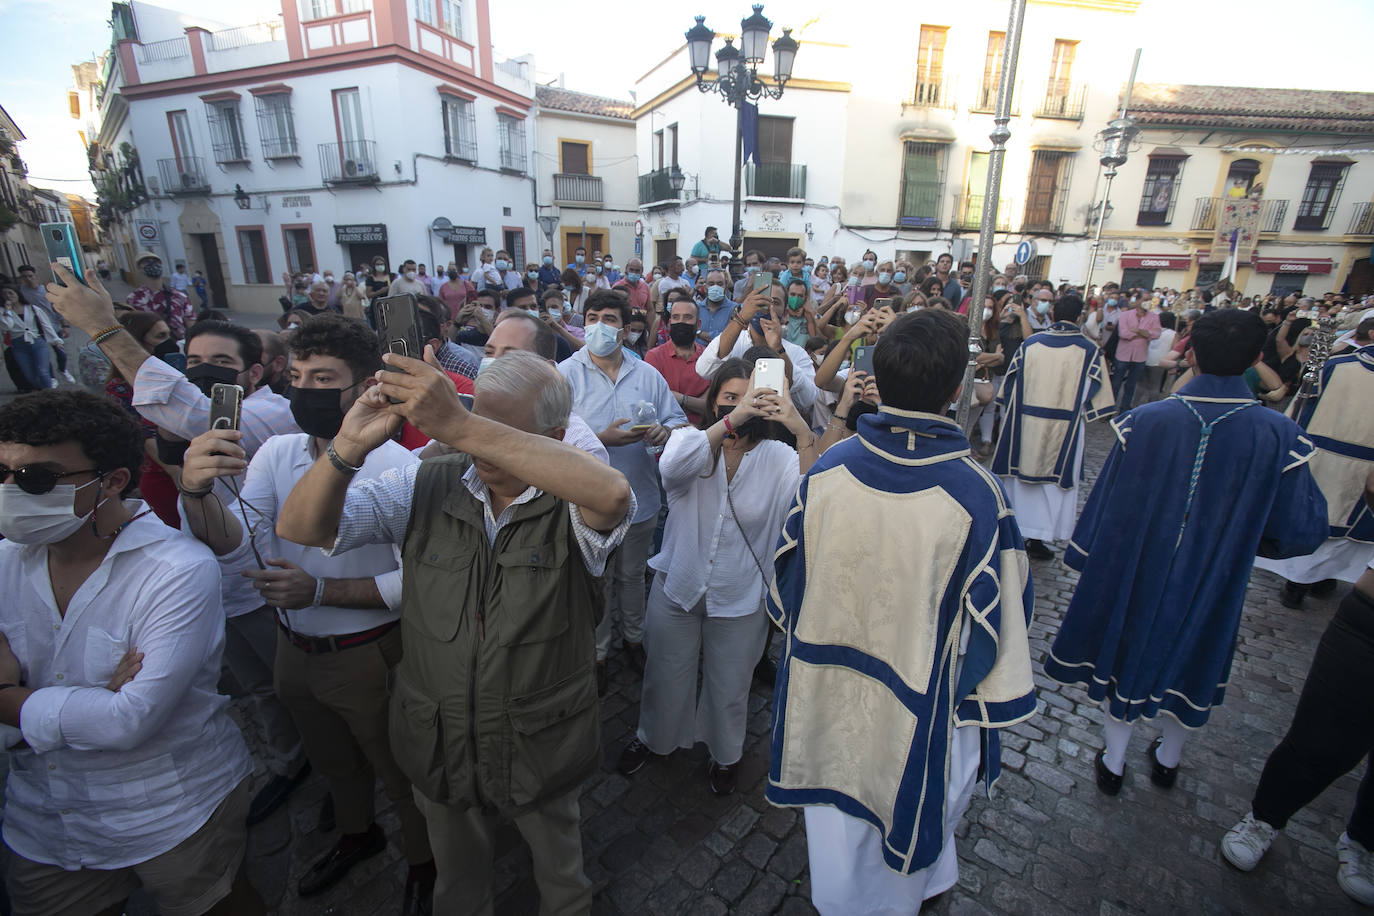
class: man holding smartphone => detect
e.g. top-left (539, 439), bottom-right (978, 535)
top-left (695, 283), bottom-right (818, 417)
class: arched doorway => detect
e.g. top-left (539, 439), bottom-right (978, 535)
top-left (1346, 257), bottom-right (1373, 298)
top-left (1224, 159), bottom-right (1260, 198)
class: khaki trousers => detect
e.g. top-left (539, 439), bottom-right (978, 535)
top-left (414, 786), bottom-right (591, 916)
top-left (273, 626), bottom-right (432, 864)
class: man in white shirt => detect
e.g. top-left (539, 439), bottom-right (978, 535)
top-left (655, 256), bottom-right (693, 310)
top-left (694, 284), bottom-right (818, 416)
top-left (388, 259), bottom-right (429, 298)
top-left (0, 389), bottom-right (261, 916)
top-left (178, 315), bottom-right (435, 914)
top-left (44, 269), bottom-right (309, 824)
top-left (170, 261), bottom-right (192, 296)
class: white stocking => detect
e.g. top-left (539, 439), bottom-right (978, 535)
top-left (1156, 716), bottom-right (1189, 768)
top-left (1102, 717), bottom-right (1134, 776)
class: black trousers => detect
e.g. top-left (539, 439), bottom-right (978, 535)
top-left (1252, 586), bottom-right (1374, 847)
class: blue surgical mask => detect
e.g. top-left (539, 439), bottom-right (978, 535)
top-left (878, 272), bottom-right (892, 286)
top-left (575, 254), bottom-right (585, 265)
top-left (584, 320), bottom-right (621, 357)
top-left (1107, 297), bottom-right (1119, 307)
top-left (706, 285), bottom-right (726, 302)
top-left (863, 259), bottom-right (876, 271)
top-left (495, 259), bottom-right (509, 271)
top-left (542, 256), bottom-right (553, 266)
top-left (525, 309), bottom-right (540, 318)
top-left (1036, 300), bottom-right (1052, 316)
top-left (478, 356), bottom-right (495, 374)
top-left (548, 307), bottom-right (563, 319)
top-left (527, 271), bottom-right (538, 280)
top-left (627, 272), bottom-right (642, 283)
top-left (893, 271), bottom-right (906, 284)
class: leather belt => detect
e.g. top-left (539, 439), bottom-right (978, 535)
top-left (278, 620), bottom-right (398, 655)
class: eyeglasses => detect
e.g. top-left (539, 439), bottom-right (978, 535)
top-left (0, 464), bottom-right (102, 495)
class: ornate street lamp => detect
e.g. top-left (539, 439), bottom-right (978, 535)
top-left (1083, 50), bottom-right (1143, 292)
top-left (684, 6), bottom-right (799, 277)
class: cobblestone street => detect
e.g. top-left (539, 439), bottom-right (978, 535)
top-left (156, 420), bottom-right (1365, 915)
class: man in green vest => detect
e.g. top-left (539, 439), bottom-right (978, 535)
top-left (277, 348), bottom-right (634, 915)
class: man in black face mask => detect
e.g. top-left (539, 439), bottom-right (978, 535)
top-left (178, 314), bottom-right (437, 914)
top-left (645, 294), bottom-right (710, 425)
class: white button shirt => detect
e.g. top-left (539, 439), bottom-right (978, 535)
top-left (649, 428), bottom-right (801, 618)
top-left (0, 506), bottom-right (252, 870)
top-left (694, 330), bottom-right (819, 414)
top-left (133, 357), bottom-right (300, 617)
top-left (209, 433), bottom-right (415, 637)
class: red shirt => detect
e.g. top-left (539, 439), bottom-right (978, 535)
top-left (398, 371), bottom-right (474, 450)
top-left (612, 279), bottom-right (651, 311)
top-left (644, 340), bottom-right (709, 426)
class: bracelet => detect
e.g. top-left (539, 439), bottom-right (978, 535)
top-left (312, 578), bottom-right (326, 607)
top-left (91, 325), bottom-right (124, 345)
top-left (832, 414), bottom-right (849, 423)
top-left (179, 482), bottom-right (213, 499)
top-left (326, 442), bottom-right (363, 475)
top-left (732, 312), bottom-right (749, 329)
top-left (723, 414), bottom-right (736, 437)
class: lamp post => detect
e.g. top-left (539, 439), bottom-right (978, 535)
top-left (1083, 49), bottom-right (1142, 293)
top-left (685, 6), bottom-right (798, 280)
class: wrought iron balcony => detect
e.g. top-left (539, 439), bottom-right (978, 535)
top-left (638, 168), bottom-right (679, 206)
top-left (745, 163), bottom-right (806, 199)
top-left (156, 157), bottom-right (210, 195)
top-left (553, 173), bottom-right (603, 206)
top-left (318, 140), bottom-right (379, 184)
top-left (952, 194), bottom-right (1011, 231)
top-left (906, 76), bottom-right (956, 111)
top-left (969, 80), bottom-right (1019, 116)
top-left (1190, 197), bottom-right (1289, 233)
top-left (1260, 199), bottom-right (1288, 233)
top-left (1034, 82), bottom-right (1087, 121)
top-left (1349, 201), bottom-right (1374, 235)
top-left (899, 181), bottom-right (942, 229)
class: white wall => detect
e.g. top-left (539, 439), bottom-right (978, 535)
top-left (534, 108), bottom-right (639, 265)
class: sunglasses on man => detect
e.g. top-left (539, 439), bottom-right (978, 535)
top-left (0, 464), bottom-right (102, 495)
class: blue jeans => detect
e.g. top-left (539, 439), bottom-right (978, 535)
top-left (8, 338), bottom-right (52, 389)
top-left (1113, 359), bottom-right (1146, 413)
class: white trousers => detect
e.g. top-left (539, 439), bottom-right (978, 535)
top-left (636, 572), bottom-right (769, 766)
top-left (805, 724), bottom-right (981, 916)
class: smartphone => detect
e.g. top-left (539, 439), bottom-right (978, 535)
top-left (41, 222), bottom-right (86, 286)
top-left (752, 357), bottom-right (784, 393)
top-left (374, 293), bottom-right (423, 402)
top-left (209, 383), bottom-right (243, 432)
top-left (874, 297), bottom-right (893, 311)
top-left (852, 345), bottom-right (875, 376)
top-left (751, 270), bottom-right (774, 293)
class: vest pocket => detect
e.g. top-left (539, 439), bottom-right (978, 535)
top-left (389, 673), bottom-right (454, 804)
top-left (506, 669), bottom-right (600, 807)
top-left (410, 538), bottom-right (477, 642)
top-left (493, 539), bottom-right (571, 646)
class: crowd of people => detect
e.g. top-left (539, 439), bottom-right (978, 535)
top-left (0, 233), bottom-right (1370, 916)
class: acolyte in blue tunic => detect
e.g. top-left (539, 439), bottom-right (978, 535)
top-left (766, 408), bottom-right (1037, 874)
top-left (1045, 374), bottom-right (1329, 727)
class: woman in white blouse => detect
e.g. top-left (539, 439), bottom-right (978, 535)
top-left (0, 285), bottom-right (60, 389)
top-left (617, 357), bottom-right (820, 795)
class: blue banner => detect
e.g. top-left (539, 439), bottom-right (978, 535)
top-left (740, 101), bottom-right (759, 165)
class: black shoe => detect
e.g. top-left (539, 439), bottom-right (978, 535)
top-left (753, 655), bottom-right (778, 686)
top-left (1280, 581), bottom-right (1308, 610)
top-left (1147, 737), bottom-right (1178, 789)
top-left (708, 761), bottom-right (737, 796)
top-left (596, 661), bottom-right (608, 698)
top-left (247, 762), bottom-right (312, 826)
top-left (1024, 539), bottom-right (1056, 561)
top-left (625, 641), bottom-right (647, 675)
top-left (317, 792), bottom-right (335, 833)
top-left (1094, 750), bottom-right (1123, 796)
top-left (297, 824), bottom-right (387, 897)
top-left (1309, 578), bottom-right (1340, 598)
top-left (618, 737), bottom-right (653, 776)
top-left (402, 862), bottom-right (436, 916)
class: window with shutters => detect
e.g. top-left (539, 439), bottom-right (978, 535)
top-left (560, 141), bottom-right (590, 175)
top-left (757, 116), bottom-right (793, 165)
top-left (413, 0), bottom-right (436, 27)
top-left (237, 228), bottom-right (270, 283)
top-left (254, 93), bottom-right (298, 158)
top-left (441, 95), bottom-right (477, 161)
top-left (1137, 156), bottom-right (1185, 226)
top-left (898, 141), bottom-right (945, 228)
top-left (913, 25), bottom-right (948, 106)
top-left (282, 226), bottom-right (316, 274)
top-left (973, 32), bottom-right (1005, 112)
top-left (205, 100), bottom-right (248, 163)
top-left (1024, 150), bottom-right (1074, 232)
top-left (1295, 161), bottom-right (1351, 231)
top-left (498, 114), bottom-right (525, 172)
top-left (439, 0), bottom-right (462, 38)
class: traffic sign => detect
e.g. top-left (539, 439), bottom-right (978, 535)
top-left (1014, 240), bottom-right (1037, 266)
top-left (634, 219), bottom-right (644, 238)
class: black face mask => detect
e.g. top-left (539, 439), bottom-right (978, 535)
top-left (141, 262), bottom-right (164, 278)
top-left (716, 405), bottom-right (764, 440)
top-left (447, 270), bottom-right (458, 280)
top-left (152, 338), bottom-right (180, 360)
top-left (185, 363), bottom-right (242, 397)
top-left (287, 385), bottom-right (349, 440)
top-left (668, 322), bottom-right (697, 346)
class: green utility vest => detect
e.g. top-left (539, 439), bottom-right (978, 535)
top-left (389, 455), bottom-right (603, 815)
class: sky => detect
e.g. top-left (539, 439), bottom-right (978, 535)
top-left (2, 0), bottom-right (1370, 200)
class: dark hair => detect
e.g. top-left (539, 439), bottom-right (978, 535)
top-left (1357, 316), bottom-right (1374, 341)
top-left (16, 264), bottom-right (35, 273)
top-left (804, 335), bottom-right (829, 352)
top-left (699, 357), bottom-right (753, 431)
top-left (926, 296), bottom-right (952, 310)
top-left (505, 286), bottom-right (537, 311)
top-left (416, 294), bottom-right (450, 323)
top-left (585, 288), bottom-right (631, 326)
top-left (541, 287), bottom-right (565, 306)
top-left (474, 287), bottom-right (499, 306)
top-left (195, 308), bottom-right (229, 324)
top-left (919, 276), bottom-right (945, 297)
top-left (416, 308), bottom-right (443, 346)
top-left (1052, 296), bottom-right (1084, 323)
top-left (1189, 309), bottom-right (1268, 376)
top-left (873, 310), bottom-right (968, 413)
top-left (495, 311), bottom-right (558, 360)
top-left (185, 319), bottom-right (263, 368)
top-left (287, 314), bottom-right (382, 383)
top-left (0, 389), bottom-right (143, 496)
top-left (117, 310), bottom-right (165, 348)
top-left (1159, 311), bottom-right (1177, 330)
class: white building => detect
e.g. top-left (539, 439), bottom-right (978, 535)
top-left (89, 0), bottom-right (540, 313)
top-left (631, 0), bottom-right (1374, 296)
top-left (532, 85), bottom-right (637, 269)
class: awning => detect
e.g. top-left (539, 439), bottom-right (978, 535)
top-left (1252, 256), bottom-right (1333, 274)
top-left (1148, 146), bottom-right (1190, 158)
top-left (1029, 132), bottom-right (1082, 151)
top-left (1120, 254), bottom-right (1192, 270)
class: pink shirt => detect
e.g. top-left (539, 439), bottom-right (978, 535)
top-left (1115, 308), bottom-right (1161, 363)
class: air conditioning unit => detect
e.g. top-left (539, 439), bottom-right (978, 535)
top-left (179, 171), bottom-right (198, 188)
top-left (343, 158), bottom-right (359, 177)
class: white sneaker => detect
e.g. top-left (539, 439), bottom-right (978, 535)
top-left (1222, 812), bottom-right (1278, 871)
top-left (1338, 833), bottom-right (1374, 906)
top-left (47, 378), bottom-right (58, 388)
top-left (61, 370), bottom-right (75, 383)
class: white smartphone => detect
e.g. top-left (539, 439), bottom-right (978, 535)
top-left (752, 358), bottom-right (784, 394)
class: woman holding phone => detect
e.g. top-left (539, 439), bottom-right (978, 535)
top-left (616, 358), bottom-right (820, 795)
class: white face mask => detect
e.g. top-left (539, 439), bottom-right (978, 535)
top-left (983, 307), bottom-right (993, 321)
top-left (478, 356), bottom-right (496, 375)
top-left (0, 477), bottom-right (105, 545)
top-left (626, 330), bottom-right (643, 344)
top-left (404, 271), bottom-right (417, 281)
top-left (478, 307), bottom-right (494, 321)
top-left (584, 320), bottom-right (621, 357)
top-left (548, 307), bottom-right (563, 320)
top-left (845, 308), bottom-right (861, 325)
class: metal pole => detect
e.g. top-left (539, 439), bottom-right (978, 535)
top-left (1084, 48), bottom-right (1141, 292)
top-left (730, 95), bottom-right (745, 284)
top-left (955, 0), bottom-right (1027, 432)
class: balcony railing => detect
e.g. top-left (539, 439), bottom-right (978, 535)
top-left (906, 76), bottom-right (956, 110)
top-left (553, 173), bottom-right (603, 206)
top-left (156, 156), bottom-right (210, 195)
top-left (134, 36), bottom-right (189, 63)
top-left (952, 194), bottom-right (1011, 231)
top-left (1190, 197), bottom-right (1289, 233)
top-left (899, 181), bottom-right (942, 228)
top-left (745, 163), bottom-right (807, 199)
top-left (1294, 204), bottom-right (1338, 232)
top-left (969, 80), bottom-right (1019, 115)
top-left (639, 168), bottom-right (678, 206)
top-left (318, 140), bottom-right (379, 184)
top-left (499, 146), bottom-right (525, 172)
top-left (1034, 81), bottom-right (1087, 121)
top-left (1349, 201), bottom-right (1374, 235)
